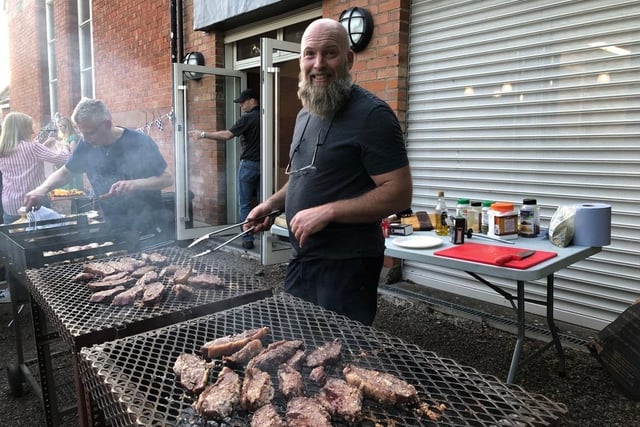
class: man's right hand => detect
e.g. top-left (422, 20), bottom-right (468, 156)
top-left (23, 192), bottom-right (46, 211)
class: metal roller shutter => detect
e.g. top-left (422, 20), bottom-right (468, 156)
top-left (406, 0), bottom-right (640, 330)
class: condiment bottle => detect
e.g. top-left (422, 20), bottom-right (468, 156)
top-left (488, 202), bottom-right (518, 240)
top-left (481, 201), bottom-right (493, 234)
top-left (519, 198), bottom-right (540, 237)
top-left (434, 191), bottom-right (449, 236)
top-left (468, 201), bottom-right (482, 233)
top-left (455, 198), bottom-right (470, 220)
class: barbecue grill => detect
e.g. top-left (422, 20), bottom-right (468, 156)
top-left (14, 243), bottom-right (272, 426)
top-left (79, 293), bottom-right (568, 426)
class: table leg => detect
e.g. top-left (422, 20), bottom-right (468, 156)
top-left (546, 274), bottom-right (566, 376)
top-left (507, 280), bottom-right (526, 383)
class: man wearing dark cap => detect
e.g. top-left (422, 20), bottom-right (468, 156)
top-left (189, 88), bottom-right (261, 249)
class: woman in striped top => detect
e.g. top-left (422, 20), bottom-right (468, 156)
top-left (0, 112), bottom-right (70, 224)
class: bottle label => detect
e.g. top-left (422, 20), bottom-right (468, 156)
top-left (519, 209), bottom-right (536, 237)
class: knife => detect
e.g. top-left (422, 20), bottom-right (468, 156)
top-left (495, 250), bottom-right (536, 265)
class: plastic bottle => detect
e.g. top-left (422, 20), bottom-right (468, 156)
top-left (488, 202), bottom-right (519, 240)
top-left (468, 201), bottom-right (482, 233)
top-left (455, 198), bottom-right (470, 220)
top-left (519, 198), bottom-right (540, 237)
top-left (434, 191), bottom-right (449, 236)
top-left (481, 201), bottom-right (493, 234)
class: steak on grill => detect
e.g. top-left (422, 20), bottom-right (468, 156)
top-left (88, 285), bottom-right (126, 303)
top-left (142, 282), bottom-right (165, 306)
top-left (171, 283), bottom-right (195, 299)
top-left (315, 377), bottom-right (363, 423)
top-left (130, 265), bottom-right (156, 278)
top-left (141, 252), bottom-right (169, 265)
top-left (136, 270), bottom-right (158, 285)
top-left (71, 272), bottom-right (95, 282)
top-left (84, 262), bottom-right (117, 276)
top-left (201, 327), bottom-right (270, 359)
top-left (240, 366), bottom-right (274, 411)
top-left (309, 366), bottom-right (327, 385)
top-left (173, 266), bottom-right (192, 284)
top-left (305, 338), bottom-right (342, 368)
top-left (187, 274), bottom-right (223, 288)
top-left (194, 366), bottom-right (241, 420)
top-left (172, 353), bottom-right (211, 394)
top-left (111, 283), bottom-right (145, 306)
top-left (251, 403), bottom-right (285, 427)
top-left (277, 363), bottom-right (304, 399)
top-left (343, 364), bottom-right (418, 406)
top-left (222, 338), bottom-right (264, 366)
top-left (247, 340), bottom-right (304, 373)
top-left (86, 275), bottom-right (136, 291)
top-left (285, 396), bottom-right (331, 427)
top-left (285, 349), bottom-right (306, 370)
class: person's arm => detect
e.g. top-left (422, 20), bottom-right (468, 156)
top-left (24, 166), bottom-right (74, 210)
top-left (243, 183), bottom-right (288, 233)
top-left (105, 169), bottom-right (173, 196)
top-left (288, 165), bottom-right (413, 247)
top-left (188, 129), bottom-right (234, 141)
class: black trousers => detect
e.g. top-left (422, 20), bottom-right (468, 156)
top-left (284, 256), bottom-right (384, 326)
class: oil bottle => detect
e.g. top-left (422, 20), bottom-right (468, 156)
top-left (434, 191), bottom-right (449, 236)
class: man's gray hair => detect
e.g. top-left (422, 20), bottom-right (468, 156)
top-left (71, 98), bottom-right (112, 126)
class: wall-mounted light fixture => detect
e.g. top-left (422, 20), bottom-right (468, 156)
top-left (339, 7), bottom-right (374, 52)
top-left (182, 51), bottom-right (205, 80)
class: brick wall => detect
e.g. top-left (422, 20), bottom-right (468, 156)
top-left (324, 0), bottom-right (410, 128)
top-left (53, 0), bottom-right (81, 117)
top-left (6, 0), bottom-right (50, 127)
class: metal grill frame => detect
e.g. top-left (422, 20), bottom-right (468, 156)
top-left (25, 246), bottom-right (272, 351)
top-left (80, 293), bottom-right (568, 427)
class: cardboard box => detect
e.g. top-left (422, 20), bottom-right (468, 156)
top-left (588, 302), bottom-right (640, 400)
top-left (390, 223), bottom-right (413, 236)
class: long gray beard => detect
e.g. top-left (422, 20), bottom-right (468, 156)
top-left (297, 75), bottom-right (352, 118)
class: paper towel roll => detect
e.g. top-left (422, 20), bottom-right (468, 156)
top-left (572, 203), bottom-right (611, 246)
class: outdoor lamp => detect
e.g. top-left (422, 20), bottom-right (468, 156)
top-left (182, 51), bottom-right (205, 80)
top-left (339, 7), bottom-right (374, 52)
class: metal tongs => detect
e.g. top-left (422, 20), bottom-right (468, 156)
top-left (189, 210), bottom-right (282, 258)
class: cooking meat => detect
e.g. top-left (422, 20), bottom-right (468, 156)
top-left (187, 273), bottom-right (223, 288)
top-left (116, 256), bottom-right (147, 269)
top-left (305, 338), bottom-right (342, 368)
top-left (171, 283), bottom-right (195, 299)
top-left (163, 264), bottom-right (181, 274)
top-left (83, 262), bottom-right (117, 276)
top-left (140, 252), bottom-right (169, 265)
top-left (240, 366), bottom-right (274, 411)
top-left (130, 265), bottom-right (156, 278)
top-left (247, 340), bottom-right (304, 373)
top-left (285, 349), bottom-right (306, 370)
top-left (193, 366), bottom-right (241, 420)
top-left (172, 353), bottom-right (211, 394)
top-left (315, 377), bottom-right (363, 423)
top-left (285, 396), bottom-right (331, 427)
top-left (105, 260), bottom-right (138, 273)
top-left (111, 283), bottom-right (145, 306)
top-left (71, 272), bottom-right (95, 282)
top-left (89, 285), bottom-right (126, 303)
top-left (277, 363), bottom-right (304, 398)
top-left (251, 404), bottom-right (285, 427)
top-left (142, 282), bottom-right (165, 306)
top-left (136, 270), bottom-right (158, 285)
top-left (309, 366), bottom-right (327, 385)
top-left (342, 364), bottom-right (418, 406)
top-left (222, 338), bottom-right (263, 366)
top-left (173, 266), bottom-right (192, 284)
top-left (201, 327), bottom-right (270, 359)
top-left (86, 275), bottom-right (136, 291)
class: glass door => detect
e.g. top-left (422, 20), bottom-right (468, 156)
top-left (172, 62), bottom-right (246, 241)
top-left (259, 38), bottom-right (301, 265)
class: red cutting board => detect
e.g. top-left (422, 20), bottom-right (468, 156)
top-left (434, 243), bottom-right (557, 269)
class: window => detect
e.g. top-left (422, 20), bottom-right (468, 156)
top-left (45, 0), bottom-right (57, 117)
top-left (78, 0), bottom-right (94, 98)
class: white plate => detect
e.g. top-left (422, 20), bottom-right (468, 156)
top-left (392, 236), bottom-right (443, 249)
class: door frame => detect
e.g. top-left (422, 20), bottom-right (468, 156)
top-left (172, 62), bottom-right (246, 241)
top-left (259, 38), bottom-right (300, 265)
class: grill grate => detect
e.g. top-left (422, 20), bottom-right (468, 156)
top-left (80, 293), bottom-right (567, 426)
top-left (25, 246), bottom-right (271, 351)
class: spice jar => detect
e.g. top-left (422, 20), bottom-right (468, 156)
top-left (488, 202), bottom-right (518, 240)
top-left (519, 198), bottom-right (540, 237)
